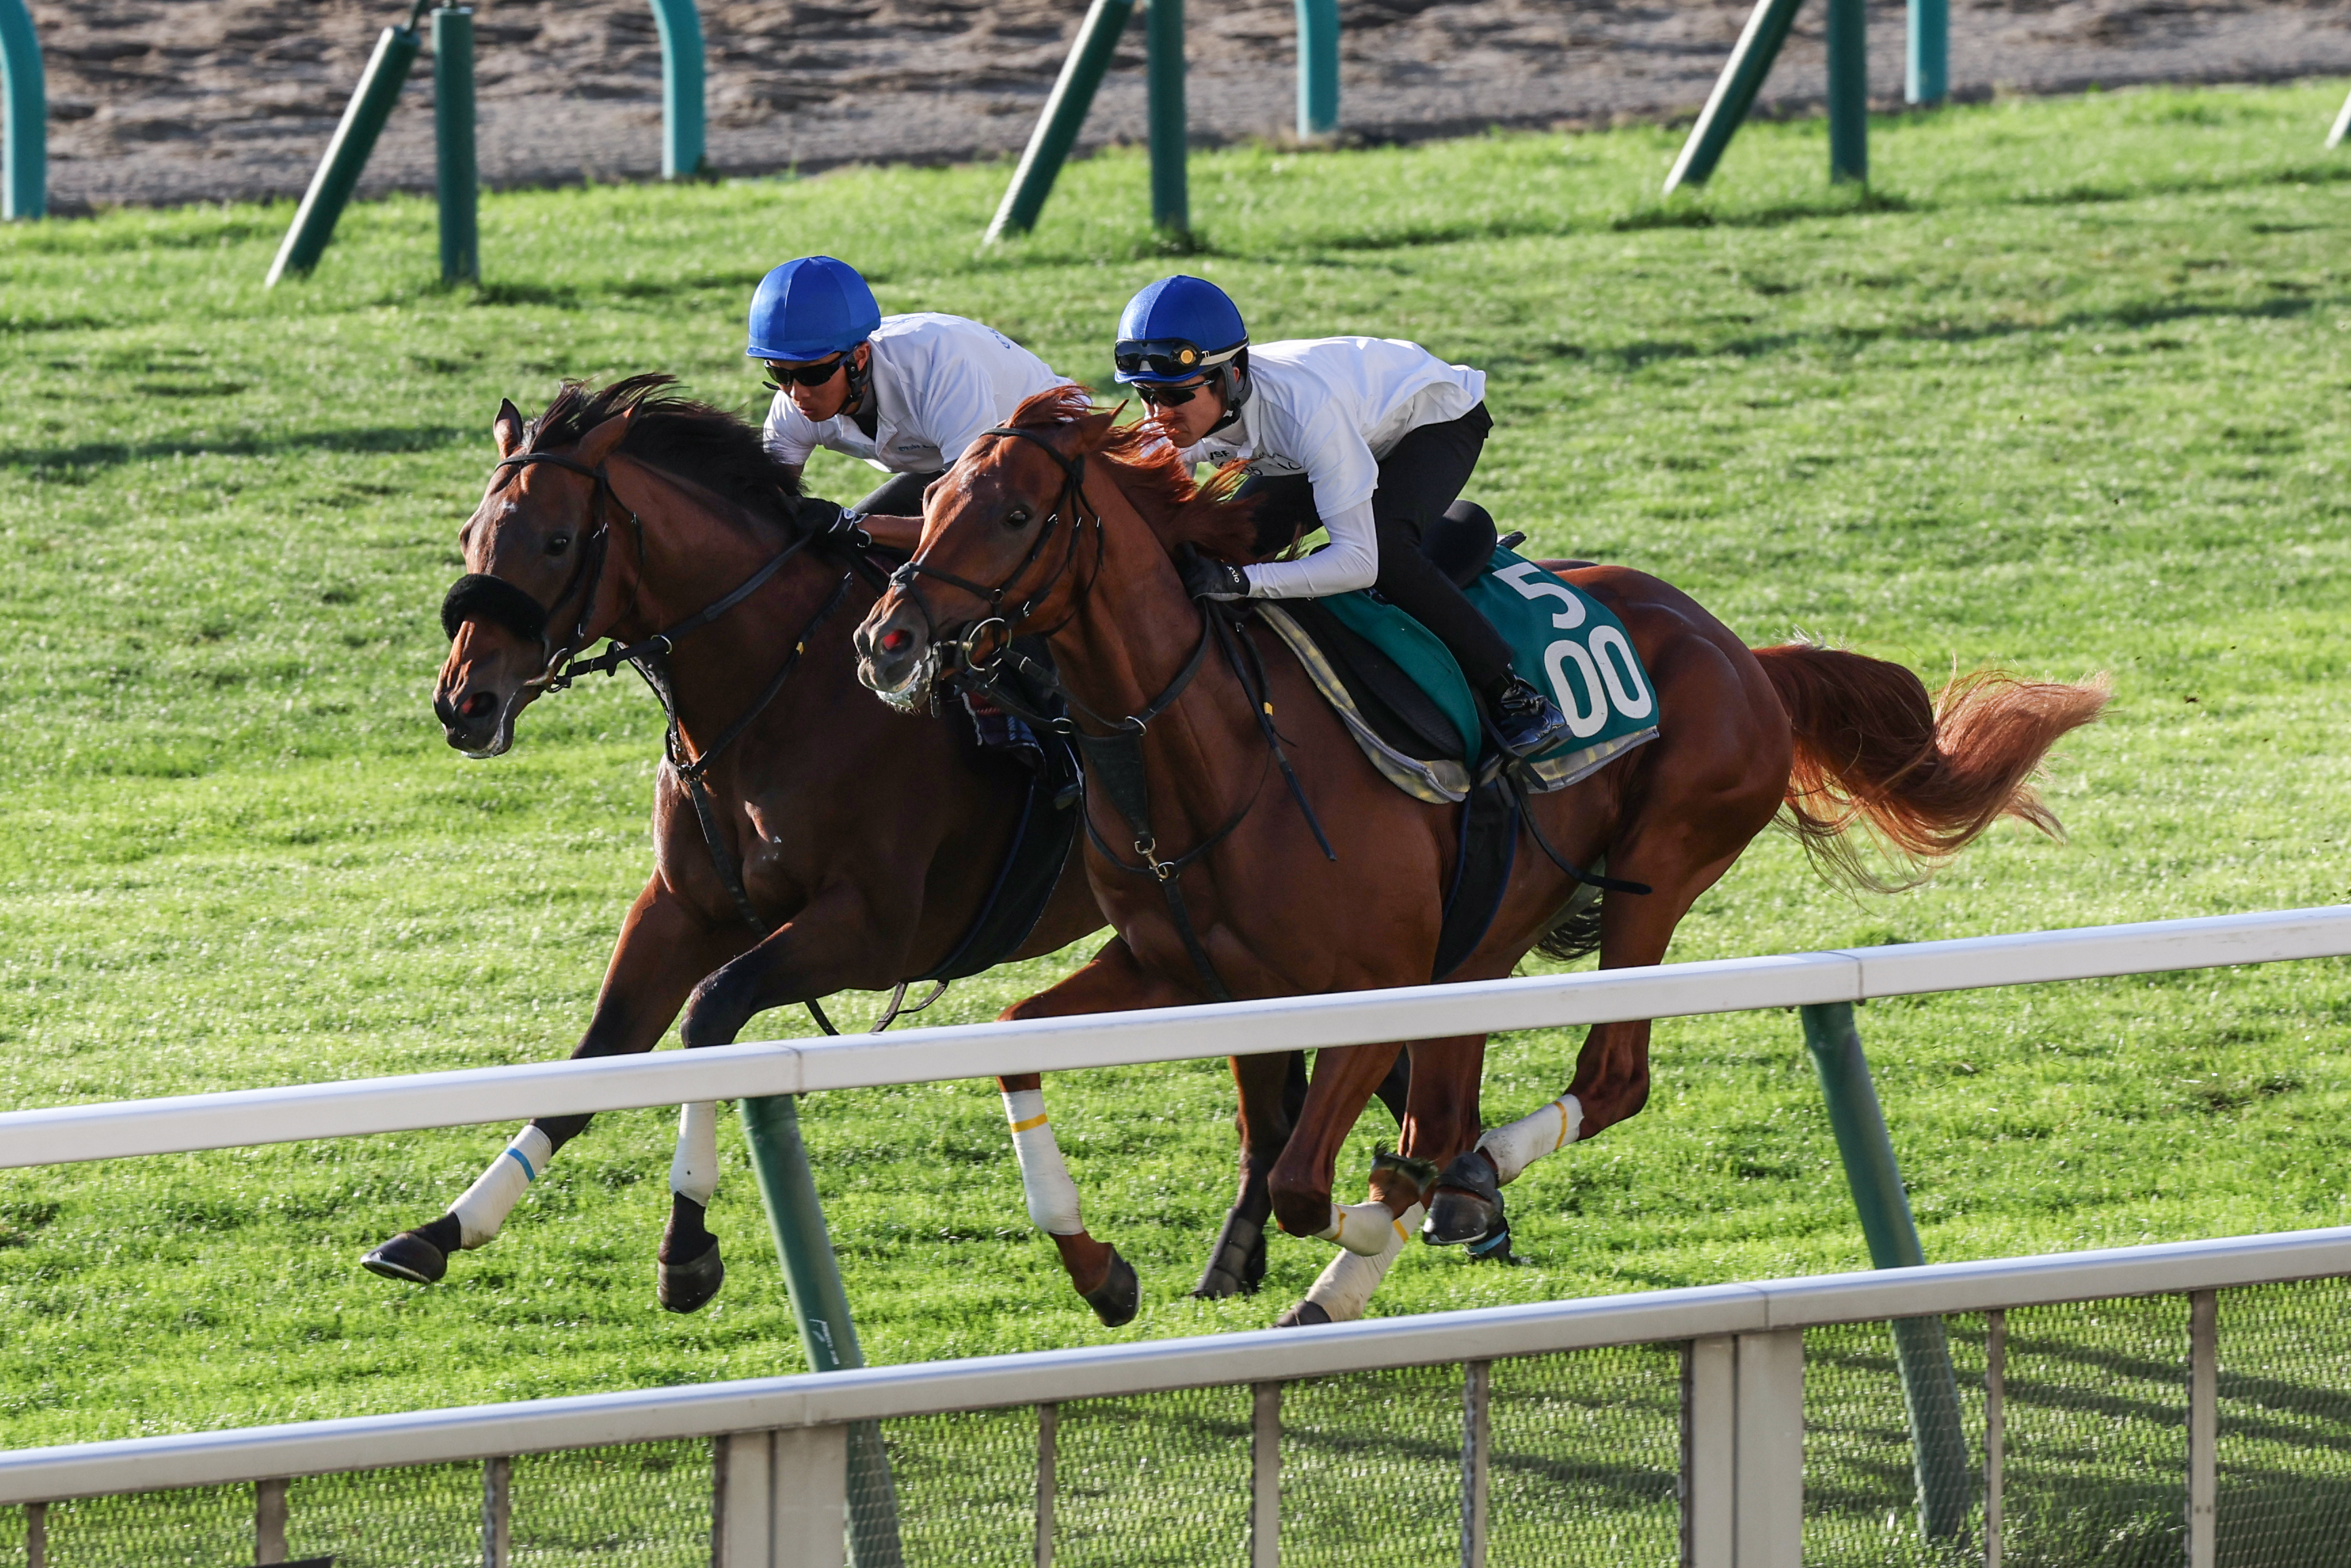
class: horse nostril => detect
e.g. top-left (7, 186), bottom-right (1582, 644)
top-left (881, 629), bottom-right (912, 654)
top-left (460, 691), bottom-right (498, 721)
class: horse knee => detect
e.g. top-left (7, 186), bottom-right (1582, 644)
top-left (1268, 1173), bottom-right (1331, 1239)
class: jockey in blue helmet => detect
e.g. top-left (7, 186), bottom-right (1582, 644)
top-left (1114, 275), bottom-right (1570, 759)
top-left (747, 256), bottom-right (1073, 553)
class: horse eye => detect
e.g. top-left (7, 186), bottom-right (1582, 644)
top-left (1004, 507), bottom-right (1032, 531)
top-left (546, 534), bottom-right (572, 556)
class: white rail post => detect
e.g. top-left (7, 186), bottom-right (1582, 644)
top-left (255, 1477), bottom-right (288, 1563)
top-left (771, 1425), bottom-right (849, 1568)
top-left (483, 1455), bottom-right (512, 1568)
top-left (1034, 1403), bottom-right (1056, 1568)
top-left (2188, 1291), bottom-right (2217, 1568)
top-left (1734, 1331), bottom-right (1803, 1568)
top-left (1250, 1382), bottom-right (1281, 1568)
top-left (1984, 1310), bottom-right (2006, 1568)
top-left (715, 1431), bottom-right (773, 1567)
top-left (1684, 1336), bottom-right (1733, 1568)
top-left (1461, 1361), bottom-right (1491, 1568)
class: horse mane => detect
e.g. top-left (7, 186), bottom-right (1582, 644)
top-left (1001, 386), bottom-right (1264, 564)
top-left (525, 374), bottom-right (805, 529)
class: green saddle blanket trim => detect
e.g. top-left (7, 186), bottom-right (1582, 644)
top-left (1313, 545), bottom-right (1661, 787)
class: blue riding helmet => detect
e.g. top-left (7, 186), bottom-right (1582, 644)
top-left (746, 256), bottom-right (883, 363)
top-left (1114, 275), bottom-right (1247, 384)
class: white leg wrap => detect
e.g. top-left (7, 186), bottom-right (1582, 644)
top-left (1475, 1095), bottom-right (1584, 1186)
top-left (1003, 1089), bottom-right (1083, 1237)
top-left (1315, 1199), bottom-right (1416, 1258)
top-left (669, 1102), bottom-right (720, 1207)
top-left (449, 1125), bottom-right (554, 1250)
top-left (1302, 1203), bottom-right (1423, 1322)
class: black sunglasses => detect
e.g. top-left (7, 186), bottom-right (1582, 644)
top-left (1134, 378), bottom-right (1210, 408)
top-left (761, 355), bottom-right (847, 390)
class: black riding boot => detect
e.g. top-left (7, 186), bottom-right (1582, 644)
top-left (1487, 674), bottom-right (1571, 759)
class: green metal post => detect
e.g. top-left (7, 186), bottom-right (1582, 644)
top-left (1662, 0), bottom-right (1807, 195)
top-left (0, 0), bottom-right (43, 220)
top-left (1801, 1003), bottom-right (1971, 1542)
top-left (1295, 0), bottom-right (1339, 142)
top-left (1906, 0), bottom-right (1947, 106)
top-left (646, 0), bottom-right (705, 179)
top-left (433, 8), bottom-right (478, 284)
top-left (1146, 0), bottom-right (1188, 237)
top-left (739, 1094), bottom-right (904, 1568)
top-left (986, 0), bottom-right (1137, 241)
top-left (1826, 0), bottom-right (1868, 183)
top-left (267, 19), bottom-right (423, 285)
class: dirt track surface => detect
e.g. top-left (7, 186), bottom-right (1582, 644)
top-left (31, 0), bottom-right (2351, 212)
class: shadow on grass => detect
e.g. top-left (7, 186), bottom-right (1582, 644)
top-left (0, 424), bottom-right (474, 474)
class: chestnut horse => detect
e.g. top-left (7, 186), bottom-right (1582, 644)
top-left (853, 388), bottom-right (2107, 1327)
top-left (362, 376), bottom-right (1104, 1312)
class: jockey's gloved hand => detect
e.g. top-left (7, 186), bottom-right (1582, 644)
top-left (1179, 550), bottom-right (1250, 601)
top-left (799, 499), bottom-right (871, 550)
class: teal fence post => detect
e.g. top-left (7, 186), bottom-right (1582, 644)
top-left (986, 0), bottom-right (1136, 242)
top-left (739, 1094), bottom-right (904, 1568)
top-left (646, 0), bottom-right (704, 179)
top-left (1146, 0), bottom-right (1188, 237)
top-left (1295, 0), bottom-right (1338, 141)
top-left (1826, 0), bottom-right (1868, 183)
top-left (433, 7), bottom-right (477, 283)
top-left (267, 14), bottom-right (425, 285)
top-left (1662, 0), bottom-right (1806, 195)
top-left (1, 0), bottom-right (45, 220)
top-left (1801, 1003), bottom-right (1972, 1542)
top-left (1906, 0), bottom-right (1947, 106)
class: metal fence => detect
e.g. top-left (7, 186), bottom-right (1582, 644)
top-left (7, 1228), bottom-right (2351, 1568)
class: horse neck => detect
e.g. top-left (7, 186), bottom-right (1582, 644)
top-left (1051, 496), bottom-right (1256, 828)
top-left (605, 458), bottom-right (837, 752)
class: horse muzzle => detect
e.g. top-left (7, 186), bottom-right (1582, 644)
top-left (853, 599), bottom-right (940, 713)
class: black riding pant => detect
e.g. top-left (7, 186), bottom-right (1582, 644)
top-left (1234, 403), bottom-right (1514, 691)
top-left (854, 468), bottom-right (945, 518)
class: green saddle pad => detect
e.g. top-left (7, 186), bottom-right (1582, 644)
top-left (1315, 545), bottom-right (1661, 789)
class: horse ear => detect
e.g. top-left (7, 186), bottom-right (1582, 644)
top-left (1074, 407), bottom-right (1121, 450)
top-left (492, 399), bottom-right (525, 458)
top-left (571, 409), bottom-right (634, 468)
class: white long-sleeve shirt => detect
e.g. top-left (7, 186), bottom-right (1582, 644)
top-left (1177, 336), bottom-right (1486, 599)
top-left (762, 313), bottom-right (1071, 475)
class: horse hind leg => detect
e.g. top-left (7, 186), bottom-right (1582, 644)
top-left (1193, 1051), bottom-right (1303, 1300)
top-left (657, 1102), bottom-right (725, 1312)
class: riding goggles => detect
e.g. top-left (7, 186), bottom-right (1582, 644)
top-left (1113, 338), bottom-right (1239, 382)
top-left (1133, 379), bottom-right (1211, 408)
top-left (761, 355), bottom-right (847, 390)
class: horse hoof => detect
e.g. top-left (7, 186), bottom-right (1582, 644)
top-left (1274, 1300), bottom-right (1331, 1329)
top-left (1085, 1248), bottom-right (1140, 1328)
top-left (361, 1230), bottom-right (447, 1285)
top-left (658, 1237), bottom-right (724, 1314)
top-left (1422, 1151), bottom-right (1503, 1247)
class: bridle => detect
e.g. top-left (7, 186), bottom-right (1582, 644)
top-left (881, 424), bottom-right (1106, 698)
top-left (887, 422), bottom-right (1334, 1003)
top-left (439, 445), bottom-right (875, 1033)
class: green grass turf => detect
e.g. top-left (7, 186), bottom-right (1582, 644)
top-left (5, 81), bottom-right (2351, 1453)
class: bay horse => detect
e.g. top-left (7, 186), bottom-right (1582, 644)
top-left (361, 376), bottom-right (1106, 1314)
top-left (853, 387), bottom-right (2107, 1327)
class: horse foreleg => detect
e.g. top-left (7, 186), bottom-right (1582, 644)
top-left (997, 937), bottom-right (1196, 1327)
top-left (1264, 1041), bottom-right (1418, 1252)
top-left (1276, 1036), bottom-right (1479, 1326)
top-left (362, 880), bottom-right (738, 1287)
top-left (1194, 1051), bottom-right (1308, 1300)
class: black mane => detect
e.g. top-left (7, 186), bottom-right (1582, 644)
top-left (525, 374), bottom-right (804, 528)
